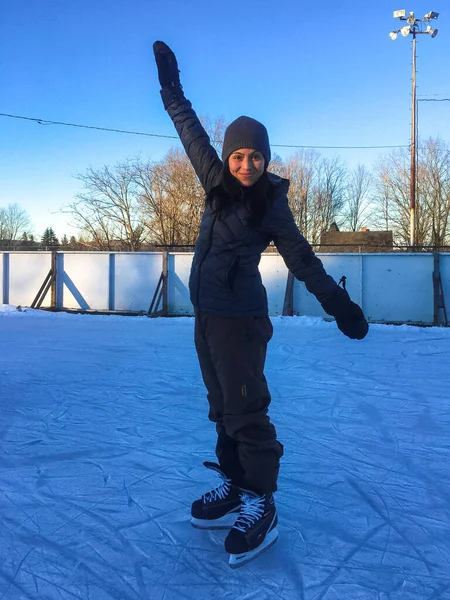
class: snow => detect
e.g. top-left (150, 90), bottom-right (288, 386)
top-left (1, 304), bottom-right (450, 599)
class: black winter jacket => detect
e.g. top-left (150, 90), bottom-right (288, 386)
top-left (167, 99), bottom-right (344, 317)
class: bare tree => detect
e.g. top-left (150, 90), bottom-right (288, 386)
top-left (280, 150), bottom-right (317, 238)
top-left (312, 156), bottom-right (348, 243)
top-left (268, 152), bottom-right (347, 243)
top-left (134, 150), bottom-right (204, 245)
top-left (374, 176), bottom-right (391, 233)
top-left (0, 204), bottom-right (31, 248)
top-left (373, 149), bottom-right (411, 244)
top-left (373, 138), bottom-right (450, 246)
top-left (67, 162), bottom-right (146, 250)
top-left (420, 138), bottom-right (450, 247)
top-left (200, 115), bottom-right (227, 155)
top-left (342, 164), bottom-right (373, 231)
top-left (136, 116), bottom-right (227, 245)
top-left (66, 117), bottom-right (227, 248)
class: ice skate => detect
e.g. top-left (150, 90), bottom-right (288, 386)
top-left (190, 462), bottom-right (242, 529)
top-left (225, 492), bottom-right (278, 568)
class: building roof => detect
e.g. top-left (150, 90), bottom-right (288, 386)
top-left (319, 227), bottom-right (394, 252)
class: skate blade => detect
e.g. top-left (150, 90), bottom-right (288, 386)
top-left (191, 512), bottom-right (239, 530)
top-left (228, 527), bottom-right (279, 568)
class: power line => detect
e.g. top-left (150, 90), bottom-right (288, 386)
top-left (0, 112), bottom-right (178, 140)
top-left (0, 112), bottom-right (409, 150)
top-left (418, 98), bottom-right (450, 102)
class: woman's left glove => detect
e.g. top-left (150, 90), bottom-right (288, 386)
top-left (321, 287), bottom-right (369, 340)
top-left (334, 301), bottom-right (369, 340)
top-left (153, 41), bottom-right (185, 109)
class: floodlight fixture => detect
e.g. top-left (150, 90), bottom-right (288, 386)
top-left (406, 12), bottom-right (416, 25)
top-left (389, 30), bottom-right (399, 40)
top-left (425, 24), bottom-right (439, 37)
top-left (400, 25), bottom-right (411, 36)
top-left (393, 9), bottom-right (406, 18)
top-left (424, 11), bottom-right (439, 20)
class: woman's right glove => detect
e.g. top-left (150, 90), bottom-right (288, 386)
top-left (153, 41), bottom-right (185, 109)
top-left (321, 287), bottom-right (369, 340)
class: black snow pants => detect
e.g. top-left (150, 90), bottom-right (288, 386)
top-left (194, 312), bottom-right (283, 495)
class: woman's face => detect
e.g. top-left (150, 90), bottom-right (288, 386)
top-left (228, 148), bottom-right (265, 187)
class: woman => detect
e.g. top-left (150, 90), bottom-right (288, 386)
top-left (153, 41), bottom-right (368, 567)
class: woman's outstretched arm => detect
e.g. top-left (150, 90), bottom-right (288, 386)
top-left (153, 41), bottom-right (223, 194)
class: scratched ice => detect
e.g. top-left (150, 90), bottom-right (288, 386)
top-left (1, 304), bottom-right (450, 600)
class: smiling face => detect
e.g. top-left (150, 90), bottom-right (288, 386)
top-left (228, 148), bottom-right (265, 187)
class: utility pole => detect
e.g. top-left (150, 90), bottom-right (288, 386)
top-left (389, 9), bottom-right (439, 247)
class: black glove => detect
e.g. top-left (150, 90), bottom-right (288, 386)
top-left (321, 287), bottom-right (369, 340)
top-left (335, 301), bottom-right (369, 340)
top-left (153, 41), bottom-right (185, 109)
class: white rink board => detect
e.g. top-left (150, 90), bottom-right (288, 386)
top-left (293, 254), bottom-right (363, 318)
top-left (0, 255), bottom-right (3, 303)
top-left (168, 253), bottom-right (193, 315)
top-left (259, 254), bottom-right (289, 316)
top-left (61, 253), bottom-right (110, 310)
top-left (7, 253), bottom-right (52, 307)
top-left (362, 254), bottom-right (433, 323)
top-left (114, 253), bottom-right (162, 312)
top-left (2, 251), bottom-right (449, 324)
top-left (440, 255), bottom-right (450, 312)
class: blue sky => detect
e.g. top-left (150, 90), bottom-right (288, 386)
top-left (1, 0), bottom-right (448, 238)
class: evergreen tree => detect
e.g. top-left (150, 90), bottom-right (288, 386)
top-left (69, 235), bottom-right (80, 249)
top-left (41, 227), bottom-right (59, 247)
top-left (60, 234), bottom-right (69, 248)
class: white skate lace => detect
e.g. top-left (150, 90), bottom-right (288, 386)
top-left (233, 493), bottom-right (265, 532)
top-left (203, 476), bottom-right (232, 503)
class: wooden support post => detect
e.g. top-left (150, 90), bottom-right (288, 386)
top-left (2, 253), bottom-right (9, 305)
top-left (31, 253), bottom-right (57, 309)
top-left (162, 251), bottom-right (168, 316)
top-left (148, 251), bottom-right (169, 318)
top-left (433, 253), bottom-right (448, 327)
top-left (51, 251), bottom-right (57, 309)
top-left (282, 271), bottom-right (295, 316)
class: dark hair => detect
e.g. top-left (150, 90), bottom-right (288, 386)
top-left (206, 163), bottom-right (275, 227)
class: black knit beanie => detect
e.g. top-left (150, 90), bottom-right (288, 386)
top-left (222, 116), bottom-right (271, 166)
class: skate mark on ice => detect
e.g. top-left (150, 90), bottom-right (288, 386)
top-left (18, 568), bottom-right (87, 600)
top-left (306, 435), bottom-right (403, 479)
top-left (3, 449), bottom-right (95, 467)
top-left (357, 400), bottom-right (395, 444)
top-left (426, 583), bottom-right (450, 600)
top-left (400, 453), bottom-right (450, 507)
top-left (85, 540), bottom-right (152, 599)
top-left (33, 499), bottom-right (153, 599)
top-left (0, 548), bottom-right (34, 600)
top-left (372, 475), bottom-right (450, 567)
top-left (0, 570), bottom-right (40, 600)
top-left (311, 522), bottom-right (386, 600)
top-left (415, 406), bottom-right (444, 434)
top-left (0, 467), bottom-right (170, 599)
top-left (347, 477), bottom-right (436, 575)
top-left (15, 439), bottom-right (44, 450)
top-left (4, 492), bottom-right (43, 535)
top-left (116, 426), bottom-right (144, 438)
top-left (84, 460), bottom-right (110, 485)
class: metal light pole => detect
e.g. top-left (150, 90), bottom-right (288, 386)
top-left (411, 31), bottom-right (417, 247)
top-left (389, 10), bottom-right (439, 247)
